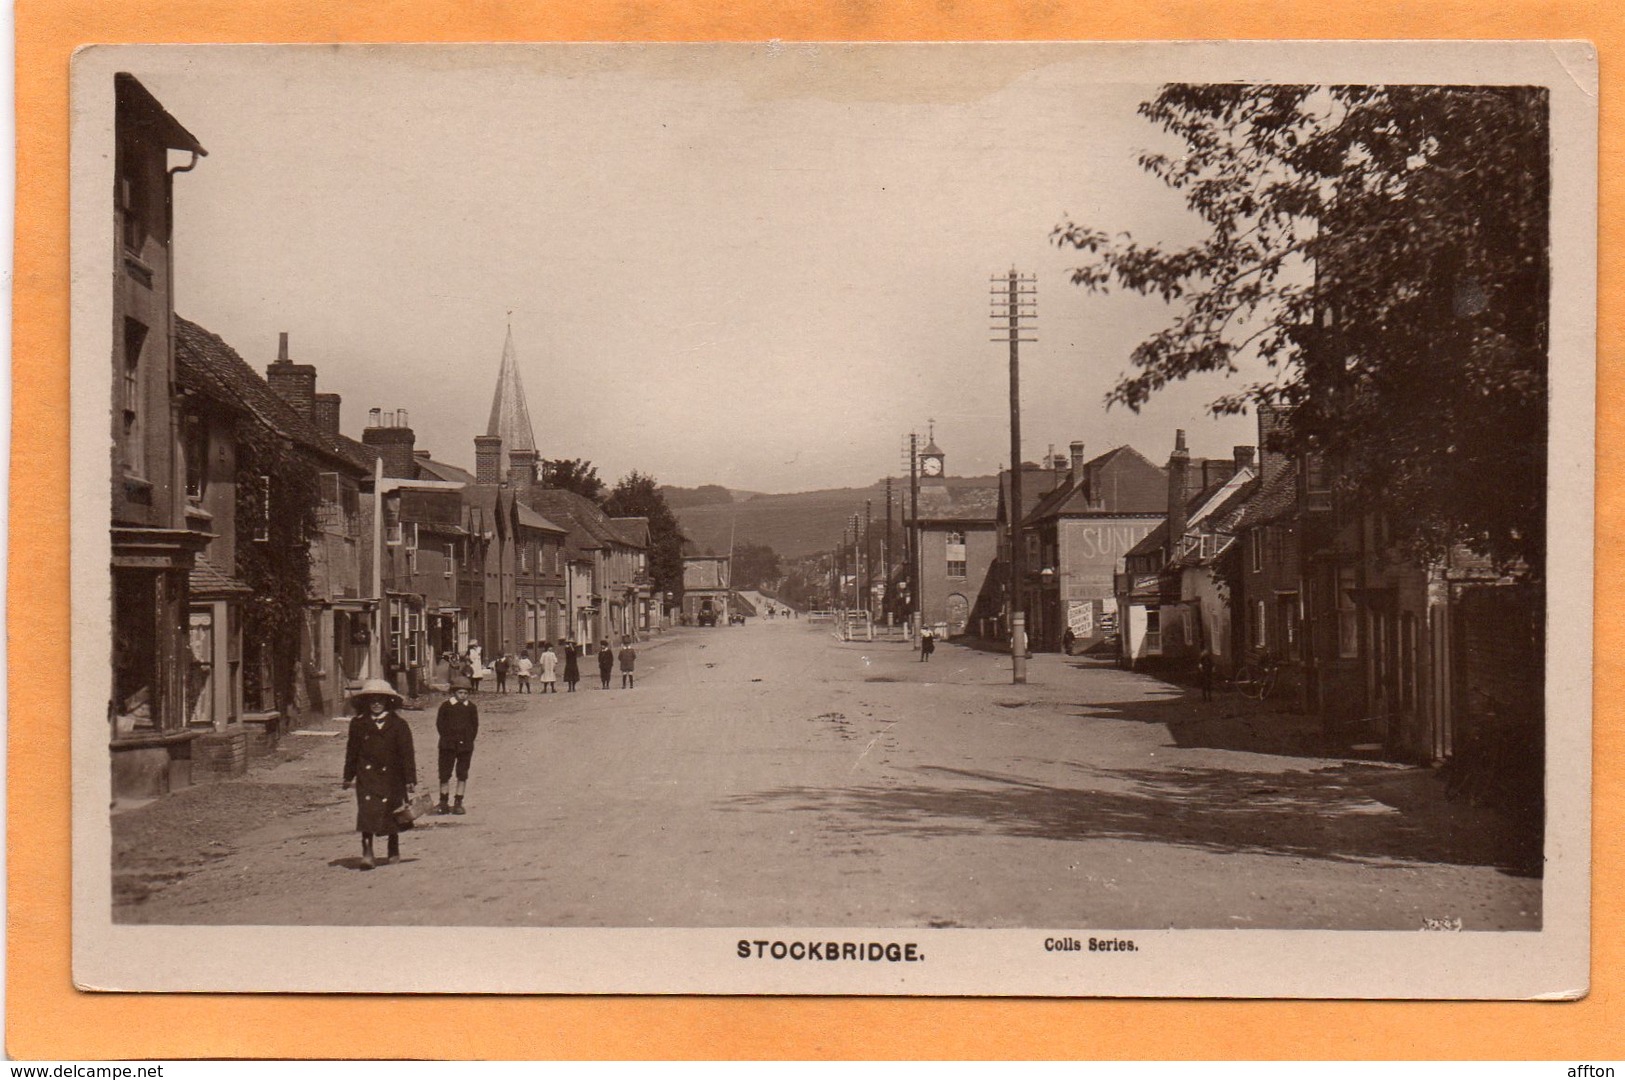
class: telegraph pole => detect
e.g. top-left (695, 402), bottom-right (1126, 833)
top-left (993, 268), bottom-right (1036, 683)
top-left (883, 477), bottom-right (894, 625)
top-left (908, 432), bottom-right (920, 638)
top-left (861, 500), bottom-right (871, 617)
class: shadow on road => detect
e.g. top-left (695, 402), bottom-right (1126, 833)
top-left (1065, 690), bottom-right (1355, 760)
top-left (725, 761), bottom-right (1542, 879)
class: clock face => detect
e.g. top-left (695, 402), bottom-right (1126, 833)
top-left (921, 456), bottom-right (943, 477)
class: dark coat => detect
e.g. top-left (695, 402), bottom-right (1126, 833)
top-left (618, 647), bottom-right (636, 672)
top-left (343, 712), bottom-right (417, 835)
top-left (436, 698), bottom-right (480, 750)
top-left (597, 648), bottom-right (615, 676)
top-left (563, 645), bottom-right (581, 682)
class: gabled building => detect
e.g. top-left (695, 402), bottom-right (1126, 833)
top-left (1018, 442), bottom-right (1168, 652)
top-left (109, 74), bottom-right (212, 798)
top-left (1115, 431), bottom-right (1254, 670)
top-left (177, 320), bottom-right (378, 755)
top-left (681, 554), bottom-right (732, 625)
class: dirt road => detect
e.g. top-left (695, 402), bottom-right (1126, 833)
top-left (115, 618), bottom-right (1541, 928)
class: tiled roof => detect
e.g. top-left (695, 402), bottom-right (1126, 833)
top-left (514, 501), bottom-right (567, 535)
top-left (610, 516), bottom-right (652, 547)
top-left (175, 317), bottom-right (370, 474)
top-left (415, 456), bottom-right (477, 485)
top-left (1125, 520), bottom-right (1168, 560)
top-left (1023, 445), bottom-right (1161, 523)
top-left (188, 555), bottom-right (251, 596)
top-left (521, 488), bottom-right (643, 551)
top-left (1233, 466), bottom-right (1299, 530)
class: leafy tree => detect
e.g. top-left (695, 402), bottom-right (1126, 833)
top-left (603, 470), bottom-right (686, 603)
top-left (541, 457), bottom-right (604, 502)
top-left (730, 541), bottom-right (781, 590)
top-left (1054, 84), bottom-right (1547, 571)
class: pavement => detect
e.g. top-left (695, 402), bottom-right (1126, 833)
top-left (112, 618), bottom-right (1542, 929)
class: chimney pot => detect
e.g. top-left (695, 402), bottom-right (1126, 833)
top-left (277, 332), bottom-right (289, 363)
top-left (396, 408), bottom-right (409, 428)
top-left (1174, 429), bottom-right (1188, 454)
top-left (368, 408), bottom-right (382, 428)
top-left (1234, 445), bottom-right (1257, 471)
top-left (1070, 441), bottom-right (1086, 488)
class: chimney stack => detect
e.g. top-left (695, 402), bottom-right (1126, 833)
top-left (265, 331), bottom-right (318, 421)
top-left (475, 435), bottom-right (503, 485)
top-left (313, 392), bottom-right (341, 436)
top-left (509, 447), bottom-right (539, 491)
top-left (1257, 404), bottom-right (1293, 485)
top-left (1166, 429), bottom-right (1190, 559)
top-left (1233, 445), bottom-right (1256, 473)
top-left (362, 407), bottom-right (417, 479)
top-left (1070, 441), bottom-right (1086, 487)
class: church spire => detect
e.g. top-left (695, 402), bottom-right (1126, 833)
top-left (484, 323), bottom-right (539, 481)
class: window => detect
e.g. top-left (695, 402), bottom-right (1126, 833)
top-left (384, 500), bottom-right (402, 545)
top-left (946, 560), bottom-right (967, 579)
top-left (519, 545), bottom-right (529, 573)
top-left (1253, 599), bottom-right (1268, 650)
top-left (945, 531), bottom-right (965, 545)
top-left (1279, 594), bottom-right (1300, 660)
top-left (1305, 455), bottom-right (1332, 511)
top-left (122, 319), bottom-right (148, 478)
top-left (403, 522), bottom-right (418, 550)
top-left (1249, 529), bottom-right (1263, 573)
top-left (1337, 567), bottom-right (1359, 658)
top-left (444, 542), bottom-right (455, 578)
top-left (185, 415), bottom-right (209, 500)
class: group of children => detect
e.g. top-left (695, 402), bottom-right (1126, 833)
top-left (460, 639), bottom-right (639, 693)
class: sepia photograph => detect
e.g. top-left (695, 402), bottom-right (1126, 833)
top-left (69, 41), bottom-right (1594, 996)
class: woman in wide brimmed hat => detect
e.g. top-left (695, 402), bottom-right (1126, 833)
top-left (341, 679), bottom-right (418, 870)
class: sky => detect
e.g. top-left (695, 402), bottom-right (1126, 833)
top-left (129, 44), bottom-right (1263, 493)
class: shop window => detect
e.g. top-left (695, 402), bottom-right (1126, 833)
top-left (187, 608), bottom-right (216, 726)
top-left (113, 571), bottom-right (160, 732)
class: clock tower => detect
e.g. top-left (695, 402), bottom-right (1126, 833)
top-left (919, 422), bottom-right (946, 484)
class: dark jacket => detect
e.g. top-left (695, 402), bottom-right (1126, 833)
top-left (343, 712), bottom-right (417, 835)
top-left (618, 646), bottom-right (637, 672)
top-left (436, 698), bottom-right (480, 750)
top-left (597, 648), bottom-right (615, 675)
top-left (563, 645), bottom-right (581, 682)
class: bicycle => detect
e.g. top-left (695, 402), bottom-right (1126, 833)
top-left (1229, 654), bottom-right (1281, 701)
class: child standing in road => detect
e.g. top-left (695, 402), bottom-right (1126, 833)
top-left (618, 639), bottom-right (637, 689)
top-left (539, 641), bottom-right (559, 693)
top-left (516, 650), bottom-right (533, 694)
top-left (563, 641), bottom-right (581, 692)
top-left (597, 640), bottom-right (614, 689)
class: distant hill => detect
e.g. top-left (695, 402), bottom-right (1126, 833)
top-left (671, 476), bottom-right (1000, 559)
top-left (660, 483), bottom-right (759, 509)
